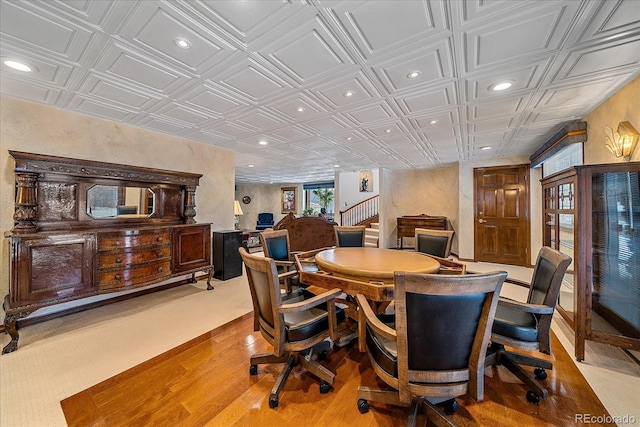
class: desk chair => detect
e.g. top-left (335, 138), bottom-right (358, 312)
top-left (334, 225), bottom-right (366, 247)
top-left (260, 229), bottom-right (298, 292)
top-left (356, 270), bottom-right (507, 426)
top-left (414, 228), bottom-right (455, 258)
top-left (485, 246), bottom-right (571, 403)
top-left (239, 247), bottom-right (344, 408)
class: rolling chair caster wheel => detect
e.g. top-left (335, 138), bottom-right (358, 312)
top-left (444, 399), bottom-right (458, 414)
top-left (357, 399), bottom-right (369, 414)
top-left (534, 367), bottom-right (547, 380)
top-left (526, 390), bottom-right (540, 404)
top-left (249, 364), bottom-right (258, 375)
top-left (269, 394), bottom-right (279, 408)
top-left (319, 381), bottom-right (331, 394)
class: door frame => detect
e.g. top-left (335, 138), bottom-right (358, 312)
top-left (473, 164), bottom-right (531, 267)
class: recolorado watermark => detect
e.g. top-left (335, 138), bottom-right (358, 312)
top-left (575, 413), bottom-right (636, 424)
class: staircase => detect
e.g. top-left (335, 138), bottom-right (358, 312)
top-left (364, 222), bottom-right (379, 247)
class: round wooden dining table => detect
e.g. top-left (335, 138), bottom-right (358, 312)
top-left (315, 247), bottom-right (440, 285)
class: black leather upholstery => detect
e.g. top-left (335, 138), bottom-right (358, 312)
top-left (264, 234), bottom-right (289, 262)
top-left (407, 293), bottom-right (485, 370)
top-left (336, 230), bottom-right (365, 247)
top-left (492, 302), bottom-right (538, 342)
top-left (284, 289), bottom-right (345, 342)
top-left (416, 234), bottom-right (449, 258)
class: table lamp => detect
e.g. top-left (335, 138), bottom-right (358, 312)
top-left (234, 200), bottom-right (243, 229)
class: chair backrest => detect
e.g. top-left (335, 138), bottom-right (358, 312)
top-left (394, 270), bottom-right (506, 402)
top-left (257, 212), bottom-right (274, 224)
top-left (239, 247), bottom-right (285, 351)
top-left (334, 225), bottom-right (366, 247)
top-left (527, 246), bottom-right (572, 307)
top-left (260, 229), bottom-right (291, 262)
top-left (414, 228), bottom-right (454, 258)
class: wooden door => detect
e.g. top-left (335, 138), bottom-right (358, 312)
top-left (474, 165), bottom-right (530, 266)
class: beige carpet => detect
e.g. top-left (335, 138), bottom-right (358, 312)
top-left (1, 262), bottom-right (639, 426)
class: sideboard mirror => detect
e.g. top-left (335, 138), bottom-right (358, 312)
top-left (9, 151), bottom-right (202, 232)
top-left (87, 185), bottom-right (155, 219)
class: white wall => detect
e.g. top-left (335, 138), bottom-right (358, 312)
top-left (336, 169), bottom-right (380, 213)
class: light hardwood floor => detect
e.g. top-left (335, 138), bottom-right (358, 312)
top-left (61, 312), bottom-right (611, 427)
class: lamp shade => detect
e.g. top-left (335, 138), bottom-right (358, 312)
top-left (234, 200), bottom-right (244, 216)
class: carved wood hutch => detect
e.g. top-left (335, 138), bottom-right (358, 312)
top-left (3, 151), bottom-right (213, 353)
top-left (541, 162), bottom-right (640, 361)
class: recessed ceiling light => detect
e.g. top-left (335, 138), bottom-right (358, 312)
top-left (174, 38), bottom-right (191, 49)
top-left (4, 60), bottom-right (33, 72)
top-left (407, 71), bottom-right (421, 79)
top-left (480, 146), bottom-right (492, 150)
top-left (297, 107), bottom-right (305, 112)
top-left (248, 164), bottom-right (255, 168)
top-left (385, 129), bottom-right (392, 133)
top-left (344, 90), bottom-right (354, 97)
top-left (333, 164), bottom-right (340, 168)
top-left (490, 81), bottom-right (512, 91)
top-left (347, 137), bottom-right (352, 141)
top-left (429, 120), bottom-right (438, 124)
top-left (258, 140), bottom-right (268, 146)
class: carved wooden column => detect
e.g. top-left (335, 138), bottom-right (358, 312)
top-left (184, 185), bottom-right (197, 224)
top-left (13, 172), bottom-right (38, 232)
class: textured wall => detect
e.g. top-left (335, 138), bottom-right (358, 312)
top-left (234, 183), bottom-right (302, 230)
top-left (584, 75), bottom-right (640, 164)
top-left (0, 96), bottom-right (235, 319)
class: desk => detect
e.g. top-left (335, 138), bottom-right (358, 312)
top-left (296, 247), bottom-right (440, 303)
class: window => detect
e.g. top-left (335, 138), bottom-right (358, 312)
top-left (303, 181), bottom-right (334, 219)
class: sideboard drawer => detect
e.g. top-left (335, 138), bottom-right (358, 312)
top-left (98, 244), bottom-right (171, 268)
top-left (98, 260), bottom-right (171, 290)
top-left (98, 230), bottom-right (171, 250)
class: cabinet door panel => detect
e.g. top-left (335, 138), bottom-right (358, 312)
top-left (13, 235), bottom-right (95, 305)
top-left (173, 224), bottom-right (211, 273)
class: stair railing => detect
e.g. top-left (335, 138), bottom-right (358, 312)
top-left (340, 195), bottom-right (379, 226)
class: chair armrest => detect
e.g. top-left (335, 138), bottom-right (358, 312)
top-left (498, 297), bottom-right (555, 315)
top-left (279, 288), bottom-right (342, 313)
top-left (504, 277), bottom-right (532, 289)
top-left (355, 294), bottom-right (396, 353)
top-left (278, 270), bottom-right (298, 281)
top-left (274, 260), bottom-right (295, 268)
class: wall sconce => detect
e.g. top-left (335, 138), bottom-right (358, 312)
top-left (233, 200), bottom-right (243, 230)
top-left (605, 121), bottom-right (639, 161)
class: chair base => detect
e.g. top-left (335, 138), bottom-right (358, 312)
top-left (357, 387), bottom-right (459, 427)
top-left (250, 341), bottom-right (334, 408)
top-left (485, 343), bottom-right (552, 402)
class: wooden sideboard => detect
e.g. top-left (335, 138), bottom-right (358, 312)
top-left (396, 214), bottom-right (448, 249)
top-left (3, 151), bottom-right (212, 353)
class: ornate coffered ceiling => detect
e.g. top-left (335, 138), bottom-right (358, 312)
top-left (1, 0), bottom-right (639, 183)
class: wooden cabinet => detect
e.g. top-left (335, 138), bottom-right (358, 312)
top-left (541, 162), bottom-right (640, 360)
top-left (396, 215), bottom-right (447, 249)
top-left (3, 152), bottom-right (213, 353)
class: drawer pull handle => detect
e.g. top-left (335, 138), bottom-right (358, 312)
top-left (116, 258), bottom-right (122, 263)
top-left (157, 266), bottom-right (163, 273)
top-left (157, 252), bottom-right (163, 258)
top-left (115, 274), bottom-right (121, 280)
top-left (115, 241), bottom-right (121, 246)
top-left (157, 237), bottom-right (163, 242)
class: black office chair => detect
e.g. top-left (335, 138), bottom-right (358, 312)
top-left (356, 270), bottom-right (507, 426)
top-left (334, 225), bottom-right (366, 247)
top-left (485, 246), bottom-right (572, 403)
top-left (414, 228), bottom-right (455, 258)
top-left (239, 247), bottom-right (344, 408)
